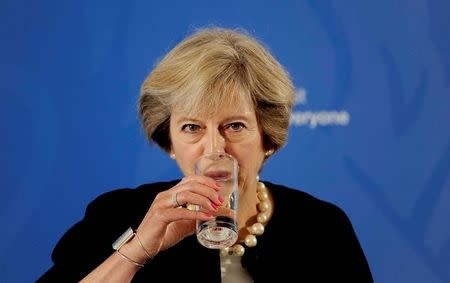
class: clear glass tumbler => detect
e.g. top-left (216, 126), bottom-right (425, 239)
top-left (195, 152), bottom-right (238, 249)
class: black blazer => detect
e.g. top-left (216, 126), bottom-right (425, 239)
top-left (37, 180), bottom-right (373, 282)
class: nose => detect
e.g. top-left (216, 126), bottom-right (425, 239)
top-left (203, 127), bottom-right (226, 154)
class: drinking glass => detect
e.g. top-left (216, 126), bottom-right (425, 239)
top-left (195, 152), bottom-right (238, 249)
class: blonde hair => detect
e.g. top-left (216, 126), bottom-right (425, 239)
top-left (139, 27), bottom-right (294, 152)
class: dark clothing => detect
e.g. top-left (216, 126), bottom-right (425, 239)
top-left (37, 180), bottom-right (373, 282)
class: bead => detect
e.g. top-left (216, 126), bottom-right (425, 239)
top-left (257, 182), bottom-right (269, 201)
top-left (220, 247), bottom-right (230, 256)
top-left (257, 191), bottom-right (269, 201)
top-left (257, 186), bottom-right (268, 195)
top-left (257, 212), bottom-right (269, 223)
top-left (258, 200), bottom-right (270, 212)
top-left (257, 182), bottom-right (267, 191)
top-left (225, 181), bottom-right (271, 256)
top-left (233, 244), bottom-right (245, 256)
top-left (257, 181), bottom-right (265, 190)
top-left (244, 234), bottom-right (257, 247)
top-left (250, 223), bottom-right (265, 235)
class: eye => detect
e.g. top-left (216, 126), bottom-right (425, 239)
top-left (181, 124), bottom-right (201, 133)
top-left (225, 122), bottom-right (246, 132)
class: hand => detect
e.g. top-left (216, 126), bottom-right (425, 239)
top-left (134, 176), bottom-right (223, 257)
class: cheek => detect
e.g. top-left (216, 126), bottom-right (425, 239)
top-left (176, 159), bottom-right (193, 177)
top-left (233, 139), bottom-right (265, 172)
top-left (174, 147), bottom-right (203, 176)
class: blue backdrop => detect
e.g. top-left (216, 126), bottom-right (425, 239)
top-left (1, 0), bottom-right (449, 282)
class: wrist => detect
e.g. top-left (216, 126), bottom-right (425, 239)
top-left (120, 238), bottom-right (150, 265)
top-left (112, 227), bottom-right (154, 267)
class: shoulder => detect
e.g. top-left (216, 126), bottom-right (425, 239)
top-left (67, 179), bottom-right (180, 234)
top-left (264, 181), bottom-right (350, 224)
top-left (264, 181), bottom-right (339, 210)
top-left (261, 181), bottom-right (373, 281)
top-left (39, 180), bottom-right (179, 281)
top-left (91, 179), bottom-right (179, 202)
top-left (51, 180), bottom-right (179, 261)
top-left (85, 180), bottom-right (179, 215)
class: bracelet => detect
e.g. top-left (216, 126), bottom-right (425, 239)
top-left (135, 232), bottom-right (153, 260)
top-left (112, 227), bottom-right (152, 268)
top-left (116, 249), bottom-right (145, 268)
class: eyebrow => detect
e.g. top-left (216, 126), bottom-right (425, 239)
top-left (173, 117), bottom-right (202, 124)
top-left (174, 115), bottom-right (252, 124)
top-left (221, 115), bottom-right (252, 124)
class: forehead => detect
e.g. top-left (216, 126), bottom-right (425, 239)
top-left (171, 88), bottom-right (256, 120)
top-left (172, 98), bottom-right (256, 122)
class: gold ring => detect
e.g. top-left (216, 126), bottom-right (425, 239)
top-left (172, 192), bottom-right (181, 208)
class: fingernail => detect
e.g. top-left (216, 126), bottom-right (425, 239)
top-left (211, 202), bottom-right (218, 209)
top-left (218, 195), bottom-right (224, 203)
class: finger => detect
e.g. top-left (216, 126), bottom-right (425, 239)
top-left (175, 190), bottom-right (219, 212)
top-left (178, 175), bottom-right (222, 191)
top-left (164, 206), bottom-right (215, 222)
top-left (172, 181), bottom-right (224, 206)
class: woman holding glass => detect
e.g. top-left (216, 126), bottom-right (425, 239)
top-left (38, 27), bottom-right (373, 282)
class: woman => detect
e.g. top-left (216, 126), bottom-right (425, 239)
top-left (38, 27), bottom-right (373, 282)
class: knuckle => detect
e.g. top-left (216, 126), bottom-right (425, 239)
top-left (154, 193), bottom-right (164, 201)
top-left (185, 180), bottom-right (198, 189)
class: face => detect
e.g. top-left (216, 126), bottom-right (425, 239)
top-left (169, 97), bottom-right (266, 192)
